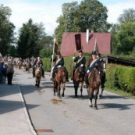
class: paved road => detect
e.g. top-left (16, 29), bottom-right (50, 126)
top-left (15, 68), bottom-right (135, 135)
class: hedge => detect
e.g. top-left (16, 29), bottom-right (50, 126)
top-left (106, 64), bottom-right (135, 93)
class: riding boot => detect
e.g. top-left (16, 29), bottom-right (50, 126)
top-left (85, 74), bottom-right (89, 88)
top-left (71, 69), bottom-right (75, 80)
top-left (66, 71), bottom-right (69, 82)
top-left (33, 67), bottom-right (35, 77)
top-left (42, 68), bottom-right (45, 78)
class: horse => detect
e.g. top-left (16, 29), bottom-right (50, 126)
top-left (35, 64), bottom-right (42, 87)
top-left (87, 68), bottom-right (101, 109)
top-left (17, 60), bottom-right (22, 69)
top-left (53, 66), bottom-right (67, 98)
top-left (98, 59), bottom-right (106, 98)
top-left (73, 66), bottom-right (85, 98)
top-left (25, 60), bottom-right (31, 73)
top-left (6, 62), bottom-right (14, 85)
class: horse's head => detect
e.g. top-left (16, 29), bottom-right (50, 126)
top-left (35, 65), bottom-right (42, 77)
top-left (74, 66), bottom-right (85, 82)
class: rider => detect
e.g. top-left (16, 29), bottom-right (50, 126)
top-left (71, 50), bottom-right (86, 80)
top-left (33, 56), bottom-right (44, 78)
top-left (51, 52), bottom-right (69, 81)
top-left (85, 51), bottom-right (99, 88)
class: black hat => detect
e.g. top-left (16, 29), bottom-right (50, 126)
top-left (57, 52), bottom-right (61, 56)
top-left (91, 51), bottom-right (97, 55)
top-left (78, 50), bottom-right (83, 53)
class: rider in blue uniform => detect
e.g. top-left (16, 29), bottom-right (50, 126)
top-left (85, 51), bottom-right (100, 88)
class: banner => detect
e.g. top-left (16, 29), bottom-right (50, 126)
top-left (86, 29), bottom-right (89, 45)
top-left (75, 34), bottom-right (81, 50)
top-left (54, 42), bottom-right (58, 54)
top-left (94, 38), bottom-right (99, 53)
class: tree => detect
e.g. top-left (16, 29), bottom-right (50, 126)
top-left (55, 0), bottom-right (110, 45)
top-left (117, 21), bottom-right (135, 54)
top-left (118, 8), bottom-right (135, 24)
top-left (17, 19), bottom-right (46, 58)
top-left (0, 4), bottom-right (15, 56)
top-left (110, 24), bottom-right (120, 54)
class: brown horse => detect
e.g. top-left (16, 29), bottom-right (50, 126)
top-left (73, 66), bottom-right (85, 98)
top-left (35, 65), bottom-right (42, 87)
top-left (87, 68), bottom-right (101, 109)
top-left (18, 60), bottom-right (22, 69)
top-left (53, 67), bottom-right (66, 97)
top-left (25, 61), bottom-right (31, 73)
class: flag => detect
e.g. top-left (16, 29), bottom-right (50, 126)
top-left (75, 34), bottom-right (81, 50)
top-left (86, 29), bottom-right (89, 45)
top-left (54, 42), bottom-right (58, 54)
top-left (94, 38), bottom-right (99, 53)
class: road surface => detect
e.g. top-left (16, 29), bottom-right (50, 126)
top-left (14, 68), bottom-right (135, 135)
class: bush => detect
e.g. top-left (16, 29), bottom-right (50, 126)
top-left (42, 57), bottom-right (51, 72)
top-left (106, 64), bottom-right (135, 93)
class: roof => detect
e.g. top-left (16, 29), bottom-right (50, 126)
top-left (60, 32), bottom-right (112, 56)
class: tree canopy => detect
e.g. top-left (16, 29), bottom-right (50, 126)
top-left (55, 0), bottom-right (110, 45)
top-left (0, 4), bottom-right (15, 56)
top-left (17, 19), bottom-right (46, 58)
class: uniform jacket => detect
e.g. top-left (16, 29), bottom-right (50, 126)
top-left (74, 56), bottom-right (86, 69)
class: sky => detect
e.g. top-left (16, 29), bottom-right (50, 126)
top-left (1, 0), bottom-right (135, 36)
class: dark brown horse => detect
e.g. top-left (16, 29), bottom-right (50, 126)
top-left (53, 66), bottom-right (67, 97)
top-left (73, 66), bottom-right (85, 98)
top-left (99, 59), bottom-right (106, 98)
top-left (87, 68), bottom-right (101, 109)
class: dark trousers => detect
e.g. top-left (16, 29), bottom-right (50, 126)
top-left (7, 73), bottom-right (13, 85)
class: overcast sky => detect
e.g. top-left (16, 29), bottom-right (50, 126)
top-left (1, 0), bottom-right (135, 36)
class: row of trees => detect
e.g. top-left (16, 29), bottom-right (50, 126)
top-left (0, 5), bottom-right (15, 56)
top-left (0, 4), bottom-right (53, 58)
top-left (55, 0), bottom-right (111, 45)
top-left (111, 9), bottom-right (135, 55)
top-left (1, 0), bottom-right (135, 58)
top-left (55, 0), bottom-right (135, 56)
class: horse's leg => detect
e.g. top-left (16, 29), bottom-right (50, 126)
top-left (35, 78), bottom-right (37, 86)
top-left (62, 83), bottom-right (65, 97)
top-left (74, 82), bottom-right (78, 98)
top-left (53, 81), bottom-right (56, 96)
top-left (57, 82), bottom-right (60, 97)
top-left (89, 88), bottom-right (93, 107)
top-left (94, 89), bottom-right (99, 110)
top-left (99, 74), bottom-right (105, 98)
top-left (80, 82), bottom-right (83, 98)
top-left (37, 78), bottom-right (40, 87)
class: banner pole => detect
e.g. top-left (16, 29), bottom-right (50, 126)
top-left (51, 38), bottom-right (56, 75)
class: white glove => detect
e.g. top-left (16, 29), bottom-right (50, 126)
top-left (72, 57), bottom-right (75, 60)
top-left (80, 64), bottom-right (84, 67)
top-left (57, 65), bottom-right (61, 68)
top-left (87, 70), bottom-right (90, 73)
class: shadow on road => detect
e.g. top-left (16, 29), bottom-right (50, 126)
top-left (0, 100), bottom-right (39, 115)
top-left (100, 103), bottom-right (134, 110)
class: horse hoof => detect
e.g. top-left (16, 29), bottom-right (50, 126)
top-left (94, 106), bottom-right (98, 110)
top-left (62, 94), bottom-right (64, 97)
top-left (90, 105), bottom-right (93, 108)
